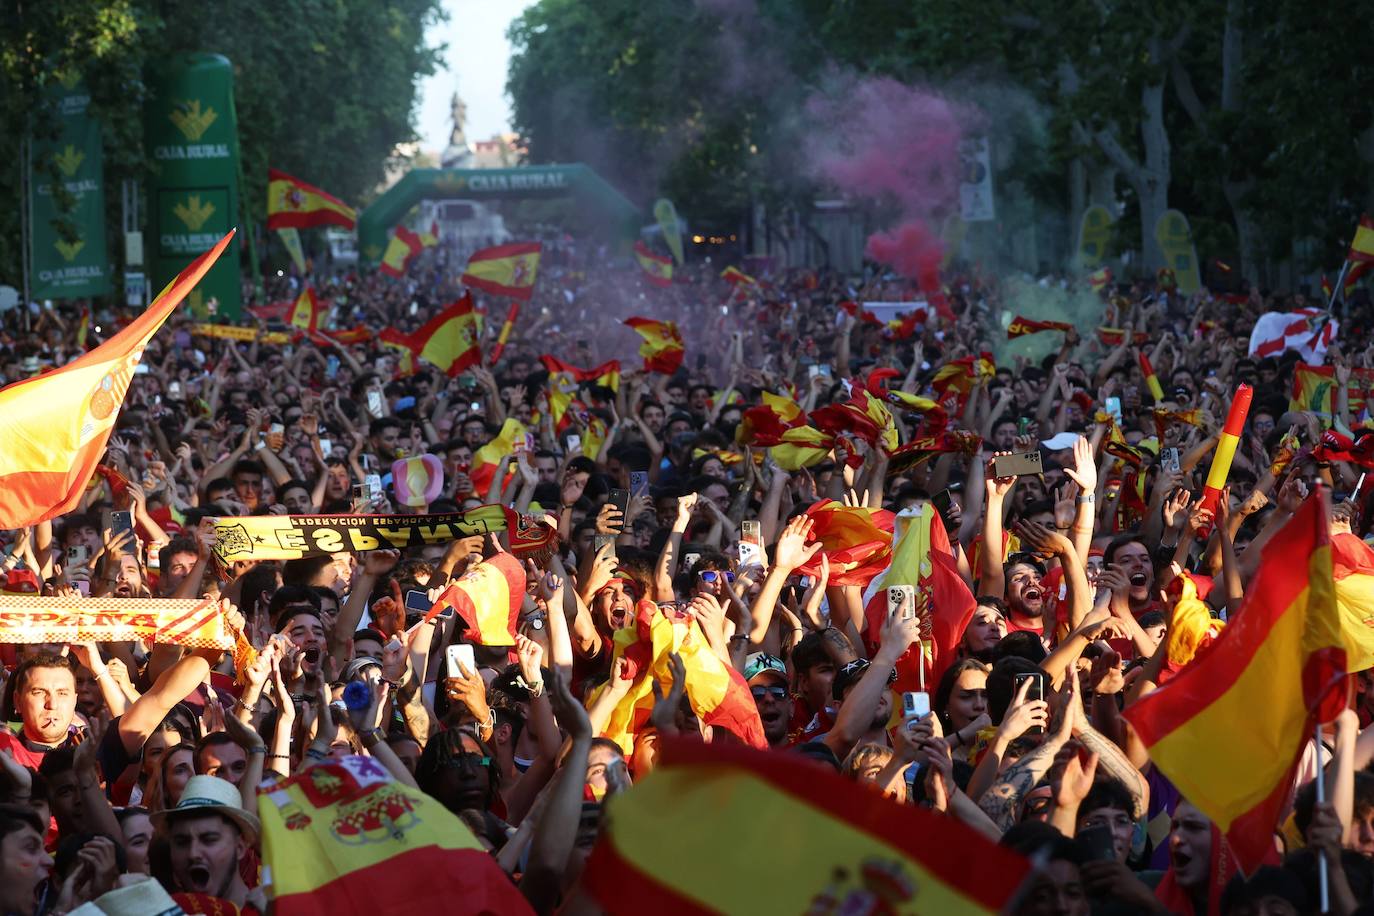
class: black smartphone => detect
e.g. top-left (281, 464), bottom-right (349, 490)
top-left (1013, 672), bottom-right (1045, 736)
top-left (931, 488), bottom-right (955, 527)
top-left (992, 450), bottom-right (1043, 479)
top-left (105, 509), bottom-right (134, 541)
top-left (404, 589), bottom-right (432, 614)
top-left (607, 488), bottom-right (630, 532)
top-left (1077, 823), bottom-right (1117, 863)
top-left (593, 533), bottom-right (617, 560)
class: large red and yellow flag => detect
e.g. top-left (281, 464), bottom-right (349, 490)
top-left (929, 354), bottom-right (995, 415)
top-left (469, 417), bottom-right (528, 497)
top-left (582, 738), bottom-right (1029, 915)
top-left (538, 355), bottom-right (621, 391)
top-left (381, 293), bottom-right (481, 377)
top-left (1006, 315), bottom-right (1073, 338)
top-left (260, 757), bottom-right (532, 915)
top-left (735, 391), bottom-right (807, 447)
top-left (1331, 531), bottom-right (1374, 672)
top-left (720, 266), bottom-right (757, 286)
top-left (624, 317), bottom-right (685, 375)
top-left (795, 499), bottom-right (895, 587)
top-left (266, 169), bottom-right (356, 231)
top-left (1124, 493), bottom-right (1347, 873)
top-left (379, 225), bottom-right (424, 278)
top-left (862, 504), bottom-right (977, 692)
top-left (0, 232), bottom-right (232, 528)
top-left (428, 552), bottom-right (525, 647)
top-left (462, 242), bottom-right (541, 300)
top-left (633, 241), bottom-right (673, 288)
top-left (1348, 214), bottom-right (1374, 264)
top-left (1290, 362), bottom-right (1374, 419)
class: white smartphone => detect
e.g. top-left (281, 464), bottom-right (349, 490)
top-left (738, 519), bottom-right (764, 568)
top-left (446, 643), bottom-right (476, 679)
top-left (902, 691), bottom-right (931, 720)
top-left (319, 438), bottom-right (333, 458)
top-left (366, 389), bottom-right (384, 419)
top-left (566, 433), bottom-right (581, 452)
top-left (887, 584), bottom-right (916, 621)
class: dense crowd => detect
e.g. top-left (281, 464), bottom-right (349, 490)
top-left (1, 239), bottom-right (1374, 916)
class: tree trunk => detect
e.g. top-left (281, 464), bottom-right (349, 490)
top-left (1137, 79), bottom-right (1170, 271)
top-left (1224, 178), bottom-right (1261, 284)
top-left (1068, 156), bottom-right (1086, 235)
top-left (1089, 162), bottom-right (1117, 211)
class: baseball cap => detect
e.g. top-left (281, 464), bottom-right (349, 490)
top-left (744, 653), bottom-right (786, 686)
top-left (831, 658), bottom-right (897, 701)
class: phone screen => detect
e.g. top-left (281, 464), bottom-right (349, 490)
top-left (1013, 673), bottom-right (1045, 735)
top-left (404, 589), bottom-right (432, 614)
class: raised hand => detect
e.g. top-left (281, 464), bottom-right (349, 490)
top-left (773, 514), bottom-right (820, 571)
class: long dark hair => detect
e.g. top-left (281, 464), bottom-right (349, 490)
top-left (933, 658), bottom-right (990, 733)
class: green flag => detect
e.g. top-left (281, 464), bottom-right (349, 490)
top-left (278, 227), bottom-right (306, 273)
top-left (1076, 205), bottom-right (1114, 271)
top-left (29, 75), bottom-right (111, 300)
top-left (1155, 209), bottom-right (1202, 295)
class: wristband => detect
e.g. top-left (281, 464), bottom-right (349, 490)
top-left (1076, 494), bottom-right (1095, 505)
top-left (247, 745), bottom-right (268, 756)
top-left (268, 753), bottom-right (290, 761)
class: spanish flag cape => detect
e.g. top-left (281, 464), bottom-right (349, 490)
top-left (259, 756), bottom-right (532, 915)
top-left (581, 738), bottom-right (1030, 914)
top-left (587, 601), bottom-right (765, 755)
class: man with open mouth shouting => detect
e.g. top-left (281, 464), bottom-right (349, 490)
top-left (152, 774), bottom-right (261, 912)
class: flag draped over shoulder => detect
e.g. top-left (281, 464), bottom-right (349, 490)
top-left (462, 242), bottom-right (542, 300)
top-left (633, 241), bottom-right (673, 287)
top-left (1123, 494), bottom-right (1347, 873)
top-left (0, 232), bottom-right (233, 528)
top-left (862, 505), bottom-right (976, 692)
top-left (260, 756), bottom-right (532, 915)
top-left (588, 603), bottom-right (766, 755)
top-left (266, 169), bottom-right (356, 231)
top-left (625, 317), bottom-right (685, 375)
top-left (428, 552), bottom-right (525, 647)
top-left (581, 738), bottom-right (1029, 915)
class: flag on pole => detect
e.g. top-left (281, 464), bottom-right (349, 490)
top-left (487, 302), bottom-right (520, 366)
top-left (1123, 492), bottom-right (1347, 873)
top-left (861, 505), bottom-right (977, 692)
top-left (0, 232), bottom-right (233, 528)
top-left (461, 242), bottom-right (542, 300)
top-left (1348, 214), bottom-right (1374, 264)
top-left (266, 168), bottom-right (356, 230)
top-left (581, 738), bottom-right (1029, 915)
top-left (379, 225), bottom-right (424, 278)
top-left (1138, 351), bottom-right (1164, 402)
top-left (625, 317), bottom-right (685, 375)
top-left (427, 553), bottom-right (525, 647)
top-left (721, 266), bottom-right (757, 287)
top-left (277, 227), bottom-right (307, 273)
top-left (633, 241), bottom-right (673, 287)
top-left (259, 756), bottom-right (532, 915)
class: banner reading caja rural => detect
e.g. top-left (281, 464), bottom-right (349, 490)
top-left (0, 595), bottom-right (232, 649)
top-left (29, 76), bottom-right (111, 300)
top-left (146, 53), bottom-right (243, 319)
top-left (209, 506), bottom-right (558, 564)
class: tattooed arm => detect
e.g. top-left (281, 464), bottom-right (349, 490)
top-left (976, 674), bottom-right (1079, 833)
top-left (1073, 705), bottom-right (1150, 819)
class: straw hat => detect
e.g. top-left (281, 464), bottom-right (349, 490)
top-left (150, 775), bottom-right (260, 845)
top-left (68, 875), bottom-right (186, 916)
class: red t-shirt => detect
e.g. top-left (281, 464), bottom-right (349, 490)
top-left (0, 727), bottom-right (73, 769)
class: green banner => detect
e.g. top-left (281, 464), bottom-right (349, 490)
top-left (1154, 209), bottom-right (1202, 295)
top-left (29, 76), bottom-right (111, 300)
top-left (145, 53), bottom-right (242, 319)
top-left (1076, 204), bottom-right (1114, 271)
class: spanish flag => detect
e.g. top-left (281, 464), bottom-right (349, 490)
top-left (770, 425), bottom-right (834, 471)
top-left (469, 417), bottom-right (527, 497)
top-left (624, 316), bottom-right (685, 375)
top-left (588, 602), bottom-right (765, 755)
top-left (538, 355), bottom-right (621, 392)
top-left (1124, 492), bottom-right (1347, 873)
top-left (795, 499), bottom-right (894, 587)
top-left (720, 266), bottom-right (756, 286)
top-left (886, 431), bottom-right (981, 478)
top-left (379, 225), bottom-right (424, 278)
top-left (633, 241), bottom-right (673, 288)
top-left (265, 168), bottom-right (356, 231)
top-left (1138, 351), bottom-right (1164, 402)
top-left (462, 241), bottom-right (541, 301)
top-left (0, 232), bottom-right (232, 528)
top-left (886, 390), bottom-right (949, 430)
top-left (487, 301), bottom-right (519, 365)
top-left (1005, 315), bottom-right (1073, 338)
top-left (810, 389), bottom-right (898, 454)
top-left (1290, 362), bottom-right (1374, 419)
top-left (582, 738), bottom-right (1029, 915)
top-left (429, 552), bottom-right (525, 647)
top-left (285, 287), bottom-right (321, 335)
top-left (929, 354), bottom-right (995, 415)
top-left (1348, 213), bottom-right (1374, 264)
top-left (1087, 265), bottom-right (1113, 292)
top-left (1097, 326), bottom-right (1151, 347)
top-left (387, 293), bottom-right (481, 377)
top-left (735, 391), bottom-right (806, 447)
top-left (862, 505), bottom-right (977, 692)
top-left (259, 757), bottom-right (532, 915)
top-left (1332, 532), bottom-right (1374, 672)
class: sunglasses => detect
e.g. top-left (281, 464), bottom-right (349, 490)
top-left (750, 686), bottom-right (787, 701)
top-left (444, 752), bottom-right (492, 770)
top-left (699, 570), bottom-right (735, 584)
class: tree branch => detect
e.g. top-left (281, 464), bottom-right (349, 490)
top-left (1171, 59), bottom-right (1205, 126)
